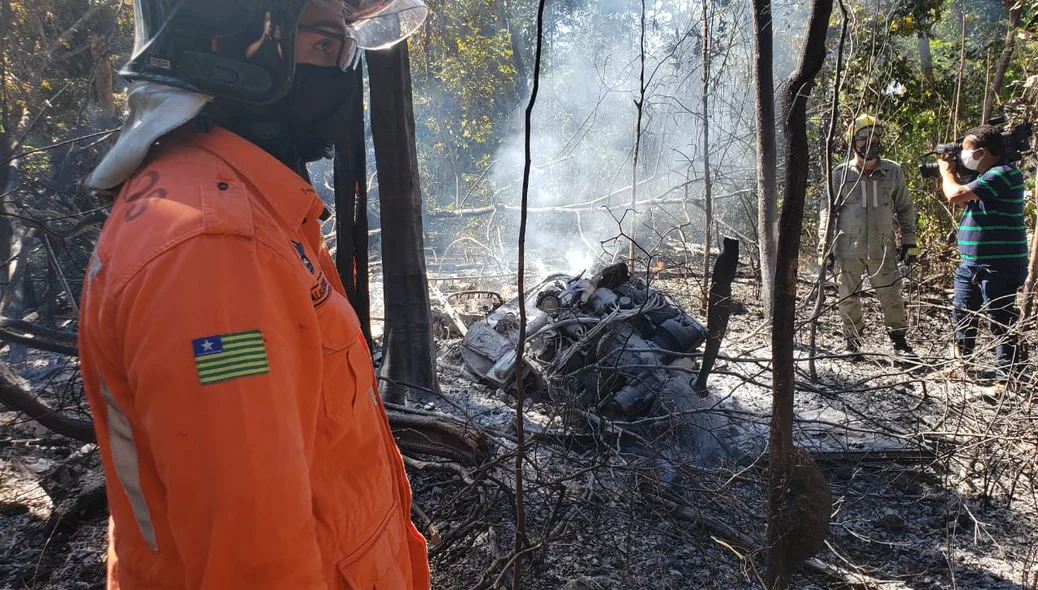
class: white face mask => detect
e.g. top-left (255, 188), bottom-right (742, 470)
top-left (960, 148), bottom-right (983, 171)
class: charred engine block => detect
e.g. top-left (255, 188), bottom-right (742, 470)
top-left (461, 263), bottom-right (707, 419)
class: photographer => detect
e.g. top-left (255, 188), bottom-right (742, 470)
top-left (939, 124), bottom-right (1029, 376)
top-left (822, 114), bottom-right (918, 358)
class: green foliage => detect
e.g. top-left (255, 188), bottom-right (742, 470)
top-left (0, 0), bottom-right (133, 308)
top-left (813, 0), bottom-right (1024, 279)
top-left (409, 0), bottom-right (520, 212)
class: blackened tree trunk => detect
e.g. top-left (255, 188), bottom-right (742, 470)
top-left (983, 0), bottom-right (1021, 122)
top-left (367, 43), bottom-right (439, 404)
top-left (753, 0), bottom-right (778, 319)
top-left (767, 0), bottom-right (833, 586)
top-left (334, 64), bottom-right (372, 347)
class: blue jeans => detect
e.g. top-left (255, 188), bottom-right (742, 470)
top-left (952, 262), bottom-right (1025, 365)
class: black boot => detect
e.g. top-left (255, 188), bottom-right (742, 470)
top-left (889, 332), bottom-right (916, 358)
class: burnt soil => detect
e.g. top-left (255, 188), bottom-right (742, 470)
top-left (2, 267), bottom-right (1037, 590)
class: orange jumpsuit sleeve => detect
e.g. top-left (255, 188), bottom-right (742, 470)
top-left (116, 232), bottom-right (327, 589)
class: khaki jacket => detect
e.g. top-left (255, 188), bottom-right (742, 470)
top-left (820, 158), bottom-right (916, 260)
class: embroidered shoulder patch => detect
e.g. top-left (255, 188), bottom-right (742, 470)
top-left (191, 330), bottom-right (270, 385)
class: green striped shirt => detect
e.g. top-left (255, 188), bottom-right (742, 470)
top-left (958, 162), bottom-right (1029, 265)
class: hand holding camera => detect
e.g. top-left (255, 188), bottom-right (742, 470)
top-left (919, 119), bottom-right (1032, 180)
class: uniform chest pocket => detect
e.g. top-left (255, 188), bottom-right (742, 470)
top-left (317, 295), bottom-right (374, 426)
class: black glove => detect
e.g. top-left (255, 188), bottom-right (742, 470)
top-left (898, 243), bottom-right (918, 266)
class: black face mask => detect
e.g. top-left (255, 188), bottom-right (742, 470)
top-left (211, 64), bottom-right (358, 172)
top-left (854, 140), bottom-right (882, 161)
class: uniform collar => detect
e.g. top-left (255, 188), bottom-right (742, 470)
top-left (190, 126), bottom-right (327, 228)
top-left (848, 158), bottom-right (889, 176)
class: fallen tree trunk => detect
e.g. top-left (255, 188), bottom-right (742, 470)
top-left (0, 329), bottom-right (77, 356)
top-left (0, 316), bottom-right (78, 354)
top-left (426, 190), bottom-right (749, 219)
top-left (0, 361), bottom-right (96, 442)
top-left (384, 402), bottom-right (495, 467)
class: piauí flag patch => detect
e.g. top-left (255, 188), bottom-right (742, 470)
top-left (191, 330), bottom-right (270, 385)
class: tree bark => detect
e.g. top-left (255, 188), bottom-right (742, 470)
top-left (0, 315), bottom-right (78, 355)
top-left (917, 33), bottom-right (934, 82)
top-left (367, 42), bottom-right (439, 404)
top-left (1, 112), bottom-right (32, 363)
top-left (629, 0), bottom-right (646, 264)
top-left (692, 237), bottom-right (738, 395)
top-left (498, 0), bottom-right (528, 103)
top-left (3, 234), bottom-right (33, 364)
top-left (334, 64), bottom-right (372, 347)
top-left (0, 133), bottom-right (10, 265)
top-left (808, 0), bottom-right (848, 378)
top-left (767, 0), bottom-right (833, 585)
top-left (700, 0), bottom-right (713, 310)
top-left (89, 33), bottom-right (118, 122)
top-left (983, 0), bottom-right (1022, 122)
top-left (753, 0), bottom-right (778, 319)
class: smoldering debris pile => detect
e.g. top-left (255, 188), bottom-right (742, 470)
top-left (453, 257), bottom-right (757, 464)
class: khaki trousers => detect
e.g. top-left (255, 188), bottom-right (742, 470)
top-left (834, 256), bottom-right (907, 341)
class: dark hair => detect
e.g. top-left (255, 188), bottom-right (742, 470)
top-left (965, 124), bottom-right (1003, 156)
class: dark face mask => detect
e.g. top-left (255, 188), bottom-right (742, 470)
top-left (212, 64), bottom-right (358, 172)
top-left (854, 140), bottom-right (882, 161)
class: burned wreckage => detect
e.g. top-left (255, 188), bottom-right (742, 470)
top-left (460, 239), bottom-right (740, 425)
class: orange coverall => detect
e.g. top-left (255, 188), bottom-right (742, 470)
top-left (78, 126), bottom-right (430, 589)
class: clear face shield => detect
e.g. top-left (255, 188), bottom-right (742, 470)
top-left (345, 0), bottom-right (428, 51)
top-left (294, 0), bottom-right (427, 71)
top-left (131, 0), bottom-right (428, 72)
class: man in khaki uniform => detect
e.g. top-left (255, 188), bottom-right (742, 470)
top-left (820, 115), bottom-right (918, 357)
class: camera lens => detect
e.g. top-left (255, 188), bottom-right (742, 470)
top-left (919, 162), bottom-right (941, 179)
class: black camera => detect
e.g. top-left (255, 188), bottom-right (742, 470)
top-left (918, 119), bottom-right (1033, 179)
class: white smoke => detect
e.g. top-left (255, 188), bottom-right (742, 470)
top-left (486, 0), bottom-right (793, 272)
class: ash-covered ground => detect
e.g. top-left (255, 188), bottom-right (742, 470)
top-left (2, 263), bottom-right (1037, 590)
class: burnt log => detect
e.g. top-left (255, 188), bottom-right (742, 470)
top-left (693, 237), bottom-right (739, 396)
top-left (0, 316), bottom-right (78, 355)
top-left (0, 361), bottom-right (96, 442)
top-left (384, 403), bottom-right (494, 467)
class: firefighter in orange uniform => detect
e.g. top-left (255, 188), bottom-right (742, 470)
top-left (79, 1), bottom-right (432, 588)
